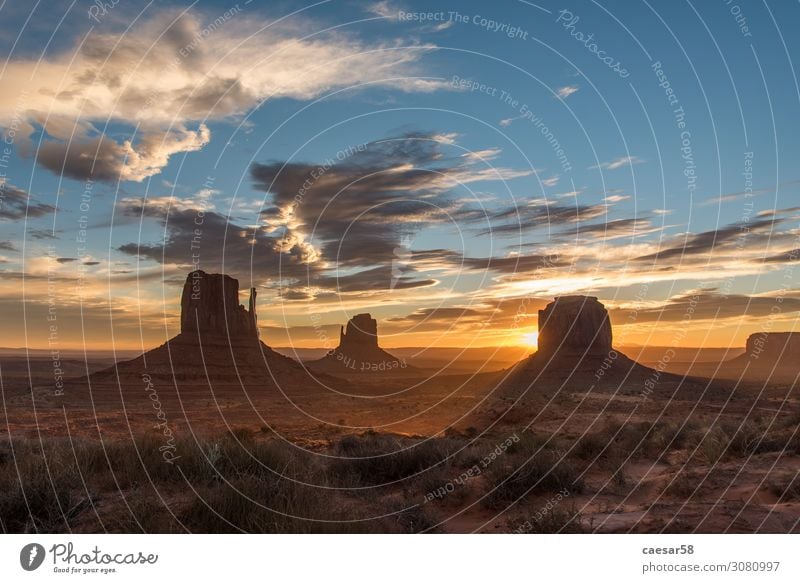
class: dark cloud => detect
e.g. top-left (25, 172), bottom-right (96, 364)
top-left (570, 217), bottom-right (652, 238)
top-left (37, 136), bottom-right (123, 183)
top-left (409, 248), bottom-right (566, 275)
top-left (313, 265), bottom-right (437, 293)
top-left (116, 205), bottom-right (314, 284)
top-left (385, 297), bottom-right (551, 333)
top-left (36, 126), bottom-right (209, 183)
top-left (386, 307), bottom-right (485, 323)
top-left (251, 132), bottom-right (517, 268)
top-left (611, 291), bottom-right (800, 323)
top-left (764, 248), bottom-right (799, 263)
top-left (56, 257), bottom-right (77, 263)
top-left (460, 254), bottom-right (567, 273)
top-left (456, 201), bottom-right (608, 237)
top-left (27, 228), bottom-right (62, 240)
top-left (0, 241), bottom-right (18, 252)
top-left (635, 218), bottom-right (781, 262)
top-left (0, 181), bottom-right (55, 220)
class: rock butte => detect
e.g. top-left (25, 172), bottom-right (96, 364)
top-left (536, 295), bottom-right (612, 357)
top-left (743, 332), bottom-right (800, 364)
top-left (180, 270), bottom-right (258, 339)
top-left (86, 271), bottom-right (311, 387)
top-left (723, 332), bottom-right (800, 378)
top-left (497, 295), bottom-right (695, 398)
top-left (308, 313), bottom-right (410, 375)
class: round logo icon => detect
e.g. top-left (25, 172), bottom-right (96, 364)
top-left (20, 543), bottom-right (46, 571)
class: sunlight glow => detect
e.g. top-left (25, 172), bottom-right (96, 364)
top-left (521, 332), bottom-right (539, 347)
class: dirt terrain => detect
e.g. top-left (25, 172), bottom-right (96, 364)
top-left (1, 348), bottom-right (798, 534)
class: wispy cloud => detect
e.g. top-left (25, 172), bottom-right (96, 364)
top-left (556, 85), bottom-right (579, 99)
top-left (589, 156), bottom-right (644, 171)
top-left (367, 0), bottom-right (398, 18)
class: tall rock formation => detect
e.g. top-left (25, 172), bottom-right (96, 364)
top-left (86, 271), bottom-right (314, 389)
top-left (338, 313), bottom-right (379, 350)
top-left (537, 296), bottom-right (612, 357)
top-left (308, 313), bottom-right (412, 376)
top-left (497, 295), bottom-right (694, 400)
top-left (180, 270), bottom-right (258, 339)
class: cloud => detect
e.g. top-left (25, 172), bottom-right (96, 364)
top-left (0, 9), bottom-right (447, 182)
top-left (367, 1), bottom-right (398, 18)
top-left (252, 131), bottom-right (529, 268)
top-left (764, 248), bottom-right (799, 263)
top-left (36, 126), bottom-right (210, 182)
top-left (117, 204), bottom-right (316, 284)
top-left (27, 229), bottom-right (62, 240)
top-left (611, 291), bottom-right (800, 323)
top-left (0, 180), bottom-right (56, 220)
top-left (556, 85), bottom-right (579, 99)
top-left (634, 217), bottom-right (781, 262)
top-left (571, 218), bottom-right (654, 239)
top-left (589, 156), bottom-right (644, 171)
top-left (118, 132), bottom-right (526, 295)
top-left (458, 200), bottom-right (608, 237)
top-left (0, 241), bottom-right (18, 252)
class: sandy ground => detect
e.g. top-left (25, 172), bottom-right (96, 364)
top-left (1, 352), bottom-right (798, 533)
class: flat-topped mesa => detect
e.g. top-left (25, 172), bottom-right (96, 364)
top-left (745, 332), bottom-right (800, 364)
top-left (338, 313), bottom-right (379, 350)
top-left (537, 295), bottom-right (612, 358)
top-left (180, 270), bottom-right (258, 340)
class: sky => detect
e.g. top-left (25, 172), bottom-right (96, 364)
top-left (0, 0), bottom-right (798, 352)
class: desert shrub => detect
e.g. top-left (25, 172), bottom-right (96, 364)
top-left (694, 426), bottom-right (729, 464)
top-left (769, 473), bottom-right (800, 501)
top-left (329, 433), bottom-right (461, 487)
top-left (661, 469), bottom-right (696, 498)
top-left (0, 441), bottom-right (85, 533)
top-left (483, 449), bottom-right (584, 510)
top-left (227, 427), bottom-right (254, 444)
top-left (178, 473), bottom-right (385, 533)
top-left (388, 502), bottom-right (440, 533)
top-left (102, 487), bottom-right (185, 533)
top-left (509, 503), bottom-right (585, 533)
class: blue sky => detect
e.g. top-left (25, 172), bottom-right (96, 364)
top-left (1, 0), bottom-right (798, 350)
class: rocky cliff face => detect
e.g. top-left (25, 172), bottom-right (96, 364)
top-left (537, 295), bottom-right (612, 357)
top-left (180, 270), bottom-right (258, 339)
top-left (338, 313), bottom-right (379, 350)
top-left (745, 332), bottom-right (800, 364)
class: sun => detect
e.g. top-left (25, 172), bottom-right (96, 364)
top-left (521, 331), bottom-right (539, 348)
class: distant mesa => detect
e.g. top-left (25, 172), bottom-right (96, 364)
top-left (743, 332), bottom-right (800, 365)
top-left (724, 332), bottom-right (800, 379)
top-left (307, 313), bottom-right (412, 376)
top-left (498, 295), bottom-right (695, 399)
